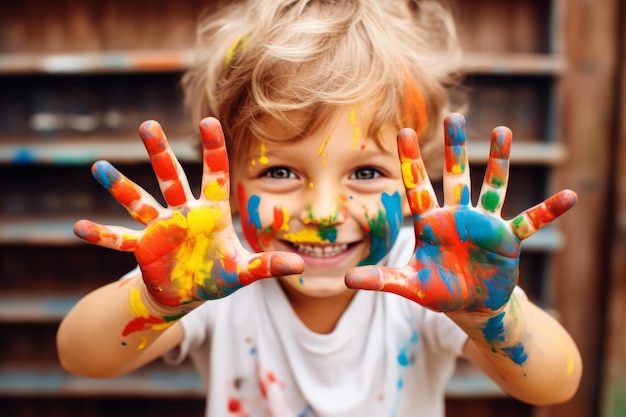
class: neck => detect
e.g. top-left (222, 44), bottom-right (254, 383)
top-left (278, 282), bottom-right (357, 334)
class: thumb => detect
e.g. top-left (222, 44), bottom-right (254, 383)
top-left (239, 252), bottom-right (305, 285)
top-left (345, 265), bottom-right (387, 291)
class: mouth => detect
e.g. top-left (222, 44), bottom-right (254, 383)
top-left (281, 241), bottom-right (360, 258)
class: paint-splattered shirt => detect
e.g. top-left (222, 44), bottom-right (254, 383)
top-left (166, 227), bottom-right (468, 417)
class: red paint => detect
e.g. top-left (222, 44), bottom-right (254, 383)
top-left (201, 118), bottom-right (230, 172)
top-left (408, 189), bottom-right (433, 213)
top-left (237, 183), bottom-right (264, 252)
top-left (164, 182), bottom-right (186, 206)
top-left (122, 315), bottom-right (165, 336)
top-left (111, 180), bottom-right (141, 206)
top-left (152, 153), bottom-right (179, 181)
top-left (228, 397), bottom-right (242, 412)
top-left (397, 128), bottom-right (420, 162)
top-left (134, 204), bottom-right (159, 224)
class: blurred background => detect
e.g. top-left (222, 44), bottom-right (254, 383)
top-left (0, 0), bottom-right (624, 416)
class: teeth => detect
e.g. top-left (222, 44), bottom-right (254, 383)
top-left (294, 243), bottom-right (348, 258)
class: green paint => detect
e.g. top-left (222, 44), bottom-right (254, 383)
top-left (482, 190), bottom-right (500, 212)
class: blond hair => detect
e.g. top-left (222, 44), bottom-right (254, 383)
top-left (182, 0), bottom-right (462, 172)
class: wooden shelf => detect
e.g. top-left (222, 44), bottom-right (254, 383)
top-left (0, 138), bottom-right (199, 165)
top-left (0, 216), bottom-right (565, 252)
top-left (0, 140), bottom-right (563, 166)
top-left (0, 295), bottom-right (80, 323)
top-left (0, 50), bottom-right (196, 75)
top-left (0, 50), bottom-right (563, 76)
top-left (0, 360), bottom-right (503, 399)
top-left (460, 52), bottom-right (566, 76)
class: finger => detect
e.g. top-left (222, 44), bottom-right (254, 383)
top-left (74, 219), bottom-right (140, 251)
top-left (91, 160), bottom-right (163, 224)
top-left (239, 252), bottom-right (305, 285)
top-left (478, 126), bottom-right (512, 215)
top-left (139, 120), bottom-right (194, 207)
top-left (198, 117), bottom-right (231, 203)
top-left (510, 189), bottom-right (577, 240)
top-left (443, 113), bottom-right (471, 206)
top-left (397, 128), bottom-right (439, 215)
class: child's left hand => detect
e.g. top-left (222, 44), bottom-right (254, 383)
top-left (345, 113), bottom-right (577, 314)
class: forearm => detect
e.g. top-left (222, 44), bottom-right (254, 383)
top-left (56, 274), bottom-right (189, 378)
top-left (449, 293), bottom-right (582, 405)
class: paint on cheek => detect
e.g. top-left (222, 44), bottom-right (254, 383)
top-left (358, 191), bottom-right (402, 266)
top-left (247, 195), bottom-right (262, 229)
top-left (237, 183), bottom-right (264, 252)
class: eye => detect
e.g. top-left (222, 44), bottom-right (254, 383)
top-left (261, 166), bottom-right (297, 179)
top-left (351, 167), bottom-right (382, 180)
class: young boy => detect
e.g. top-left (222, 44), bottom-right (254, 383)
top-left (57, 0), bottom-right (582, 416)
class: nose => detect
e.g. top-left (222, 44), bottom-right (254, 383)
top-left (299, 183), bottom-right (349, 226)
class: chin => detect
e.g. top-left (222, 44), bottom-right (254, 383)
top-left (279, 273), bottom-right (355, 299)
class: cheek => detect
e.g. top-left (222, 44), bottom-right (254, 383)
top-left (357, 191), bottom-right (404, 266)
top-left (236, 183), bottom-right (290, 252)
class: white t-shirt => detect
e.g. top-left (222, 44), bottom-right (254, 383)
top-left (165, 227), bottom-right (469, 417)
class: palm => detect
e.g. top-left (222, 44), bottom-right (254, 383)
top-left (346, 114), bottom-right (576, 313)
top-left (74, 118), bottom-right (303, 307)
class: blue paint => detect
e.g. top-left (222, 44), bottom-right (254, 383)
top-left (247, 194), bottom-right (262, 229)
top-left (91, 160), bottom-right (119, 190)
top-left (482, 311), bottom-right (506, 343)
top-left (484, 277), bottom-right (512, 311)
top-left (358, 191), bottom-right (403, 266)
top-left (446, 114), bottom-right (466, 145)
top-left (502, 343), bottom-right (528, 365)
top-left (459, 184), bottom-right (470, 204)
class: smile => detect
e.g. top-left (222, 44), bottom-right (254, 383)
top-left (293, 243), bottom-right (349, 258)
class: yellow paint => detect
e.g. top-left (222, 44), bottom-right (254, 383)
top-left (283, 228), bottom-right (324, 243)
top-left (309, 182), bottom-right (314, 189)
top-left (248, 258), bottom-right (262, 270)
top-left (451, 164), bottom-right (462, 175)
top-left (129, 287), bottom-right (150, 318)
top-left (454, 184), bottom-right (464, 204)
top-left (168, 207), bottom-right (226, 298)
top-left (352, 127), bottom-right (362, 150)
top-left (401, 162), bottom-right (417, 188)
top-left (318, 135), bottom-right (330, 166)
top-left (203, 179), bottom-right (228, 201)
top-left (151, 322), bottom-right (175, 332)
top-left (136, 336), bottom-right (149, 351)
top-left (349, 105), bottom-right (361, 150)
top-left (258, 143), bottom-right (269, 165)
top-left (416, 289), bottom-right (425, 299)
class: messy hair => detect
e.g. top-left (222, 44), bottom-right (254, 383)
top-left (182, 0), bottom-right (462, 173)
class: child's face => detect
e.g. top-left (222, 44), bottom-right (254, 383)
top-left (231, 106), bottom-right (408, 299)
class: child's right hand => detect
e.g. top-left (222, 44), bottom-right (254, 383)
top-left (74, 118), bottom-right (304, 307)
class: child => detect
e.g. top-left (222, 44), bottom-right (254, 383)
top-left (57, 0), bottom-right (582, 416)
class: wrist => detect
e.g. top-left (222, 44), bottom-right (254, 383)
top-left (122, 279), bottom-right (200, 338)
top-left (448, 293), bottom-right (528, 356)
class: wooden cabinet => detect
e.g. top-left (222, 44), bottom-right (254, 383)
top-left (1, 0), bottom-right (616, 416)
